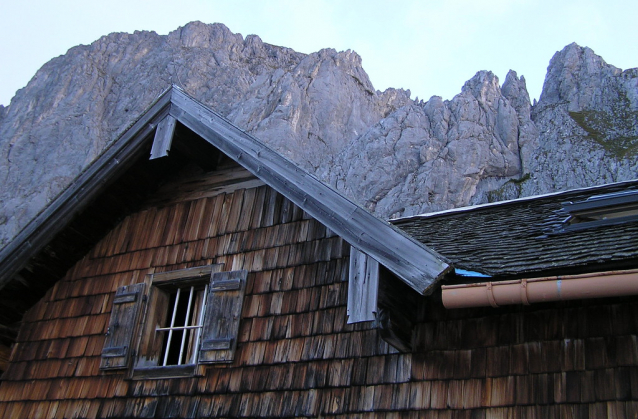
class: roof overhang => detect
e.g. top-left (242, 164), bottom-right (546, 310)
top-left (0, 86), bottom-right (451, 311)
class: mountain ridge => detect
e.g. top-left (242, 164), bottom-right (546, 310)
top-left (0, 21), bottom-right (636, 248)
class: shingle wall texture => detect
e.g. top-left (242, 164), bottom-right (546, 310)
top-left (1, 174), bottom-right (637, 418)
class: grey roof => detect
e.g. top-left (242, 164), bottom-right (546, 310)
top-left (393, 180), bottom-right (638, 279)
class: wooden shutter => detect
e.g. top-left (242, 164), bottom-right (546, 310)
top-left (100, 283), bottom-right (146, 370)
top-left (198, 270), bottom-right (247, 363)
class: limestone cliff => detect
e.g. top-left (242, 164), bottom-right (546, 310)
top-left (522, 43), bottom-right (638, 196)
top-left (0, 22), bottom-right (636, 248)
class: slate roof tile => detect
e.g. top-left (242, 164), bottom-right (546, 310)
top-left (394, 180), bottom-right (638, 278)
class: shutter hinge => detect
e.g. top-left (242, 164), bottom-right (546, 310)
top-left (113, 291), bottom-right (138, 304)
top-left (210, 279), bottom-right (242, 291)
top-left (201, 338), bottom-right (233, 351)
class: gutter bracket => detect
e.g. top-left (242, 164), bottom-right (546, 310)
top-left (520, 279), bottom-right (531, 305)
top-left (486, 282), bottom-right (499, 308)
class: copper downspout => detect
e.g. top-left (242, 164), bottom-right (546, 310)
top-left (441, 269), bottom-right (638, 309)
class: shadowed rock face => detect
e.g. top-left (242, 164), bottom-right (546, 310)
top-left (0, 22), bottom-right (636, 248)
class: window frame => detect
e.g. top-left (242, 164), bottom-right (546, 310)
top-left (154, 283), bottom-right (208, 367)
top-left (100, 264), bottom-right (248, 380)
top-left (561, 190), bottom-right (638, 232)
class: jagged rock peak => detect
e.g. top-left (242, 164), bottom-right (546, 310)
top-left (330, 67), bottom-right (536, 218)
top-left (538, 42), bottom-right (623, 111)
top-left (168, 21), bottom-right (244, 48)
top-left (461, 70), bottom-right (502, 101)
top-left (502, 70), bottom-right (532, 115)
top-left (0, 26), bottom-right (636, 249)
top-left (520, 43), bottom-right (638, 198)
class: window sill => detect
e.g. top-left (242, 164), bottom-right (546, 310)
top-left (131, 364), bottom-right (199, 380)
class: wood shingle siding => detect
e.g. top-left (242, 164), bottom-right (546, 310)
top-left (2, 164), bottom-right (638, 417)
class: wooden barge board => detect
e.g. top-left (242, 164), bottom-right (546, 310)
top-left (166, 87), bottom-right (451, 293)
top-left (0, 86), bottom-right (450, 296)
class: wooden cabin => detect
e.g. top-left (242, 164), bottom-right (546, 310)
top-left (0, 86), bottom-right (637, 418)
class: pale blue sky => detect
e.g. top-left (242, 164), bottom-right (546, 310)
top-left (0, 0), bottom-right (636, 106)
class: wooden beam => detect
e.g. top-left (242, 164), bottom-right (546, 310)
top-left (150, 114), bottom-right (177, 159)
top-left (347, 247), bottom-right (379, 323)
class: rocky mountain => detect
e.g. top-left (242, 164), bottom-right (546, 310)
top-left (1, 22), bottom-right (636, 249)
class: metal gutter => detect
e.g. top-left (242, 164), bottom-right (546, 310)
top-left (441, 269), bottom-right (638, 309)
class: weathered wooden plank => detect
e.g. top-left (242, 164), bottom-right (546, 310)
top-left (249, 186), bottom-right (267, 229)
top-left (172, 178), bottom-right (265, 204)
top-left (152, 264), bottom-right (223, 285)
top-left (199, 196), bottom-right (220, 240)
top-left (210, 278), bottom-right (242, 291)
top-left (199, 270), bottom-right (247, 363)
top-left (132, 365), bottom-right (196, 380)
top-left (129, 209), bottom-right (156, 252)
top-left (150, 115), bottom-right (177, 159)
top-left (197, 197), bottom-right (217, 240)
top-left (261, 187), bottom-right (278, 228)
top-left (147, 207), bottom-right (169, 249)
top-left (100, 282), bottom-right (145, 370)
top-left (280, 196), bottom-right (295, 224)
top-left (182, 198), bottom-right (206, 242)
top-left (171, 201), bottom-right (191, 245)
top-left (225, 189), bottom-right (245, 234)
top-left (347, 247), bottom-right (379, 324)
top-left (145, 165), bottom-right (264, 207)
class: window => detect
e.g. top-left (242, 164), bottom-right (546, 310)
top-left (561, 189), bottom-right (638, 232)
top-left (156, 284), bottom-right (207, 367)
top-left (100, 265), bottom-right (247, 379)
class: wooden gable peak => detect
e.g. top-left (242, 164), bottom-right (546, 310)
top-left (0, 86), bottom-right (451, 314)
top-left (159, 87), bottom-right (452, 293)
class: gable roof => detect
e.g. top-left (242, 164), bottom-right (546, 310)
top-left (393, 180), bottom-right (638, 280)
top-left (0, 86), bottom-right (451, 330)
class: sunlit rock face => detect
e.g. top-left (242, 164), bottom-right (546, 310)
top-left (328, 70), bottom-right (532, 217)
top-left (0, 22), bottom-right (636, 248)
top-left (520, 43), bottom-right (638, 198)
top-left (328, 44), bottom-right (638, 218)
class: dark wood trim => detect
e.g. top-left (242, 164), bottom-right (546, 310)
top-left (152, 264), bottom-right (224, 286)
